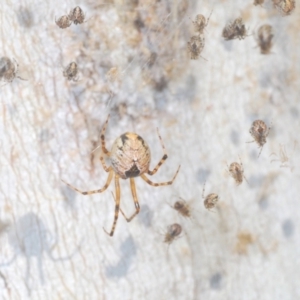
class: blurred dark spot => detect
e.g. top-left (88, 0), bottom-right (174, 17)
top-left (282, 219), bottom-right (294, 238)
top-left (17, 7), bottom-right (34, 28)
top-left (196, 168), bottom-right (210, 184)
top-left (138, 204), bottom-right (153, 227)
top-left (106, 236), bottom-right (137, 278)
top-left (147, 53), bottom-right (157, 68)
top-left (210, 272), bottom-right (222, 290)
top-left (134, 15), bottom-right (144, 30)
top-left (154, 76), bottom-right (168, 92)
top-left (258, 196), bottom-right (269, 210)
top-left (230, 129), bottom-right (240, 145)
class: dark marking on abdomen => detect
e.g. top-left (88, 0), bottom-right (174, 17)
top-left (120, 133), bottom-right (129, 145)
top-left (125, 164), bottom-right (140, 178)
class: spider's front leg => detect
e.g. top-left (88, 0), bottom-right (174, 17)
top-left (62, 168), bottom-right (113, 195)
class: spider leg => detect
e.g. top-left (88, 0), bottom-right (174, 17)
top-left (266, 121), bottom-right (273, 137)
top-left (206, 8), bottom-right (213, 26)
top-left (62, 168), bottom-right (113, 195)
top-left (147, 128), bottom-right (168, 176)
top-left (202, 182), bottom-right (206, 199)
top-left (257, 145), bottom-right (264, 158)
top-left (100, 154), bottom-right (111, 172)
top-left (141, 165), bottom-right (180, 187)
top-left (101, 114), bottom-right (111, 155)
top-left (103, 174), bottom-right (121, 236)
top-left (123, 178), bottom-right (140, 222)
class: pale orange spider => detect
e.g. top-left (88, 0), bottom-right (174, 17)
top-left (62, 115), bottom-right (180, 236)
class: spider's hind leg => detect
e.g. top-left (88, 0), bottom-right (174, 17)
top-left (103, 174), bottom-right (121, 236)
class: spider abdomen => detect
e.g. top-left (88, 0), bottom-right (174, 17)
top-left (110, 132), bottom-right (151, 179)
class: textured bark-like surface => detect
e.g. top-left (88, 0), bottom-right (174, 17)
top-left (0, 0), bottom-right (299, 299)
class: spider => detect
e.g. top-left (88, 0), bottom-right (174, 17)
top-left (164, 223), bottom-right (182, 244)
top-left (202, 182), bottom-right (218, 211)
top-left (222, 18), bottom-right (248, 40)
top-left (0, 57), bottom-right (26, 86)
top-left (170, 197), bottom-right (192, 219)
top-left (187, 35), bottom-right (206, 60)
top-left (63, 115), bottom-right (180, 236)
top-left (69, 6), bottom-right (85, 25)
top-left (55, 15), bottom-right (72, 29)
top-left (247, 120), bottom-right (272, 158)
top-left (227, 157), bottom-right (248, 185)
top-left (256, 24), bottom-right (274, 55)
top-left (192, 10), bottom-right (213, 34)
top-left (272, 0), bottom-right (295, 15)
top-left (63, 62), bottom-right (79, 81)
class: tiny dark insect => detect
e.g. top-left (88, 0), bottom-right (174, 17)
top-left (63, 62), bottom-right (79, 81)
top-left (227, 157), bottom-right (248, 185)
top-left (69, 6), bottom-right (85, 25)
top-left (256, 24), bottom-right (274, 54)
top-left (55, 15), bottom-right (72, 29)
top-left (164, 223), bottom-right (182, 244)
top-left (248, 120), bottom-right (272, 157)
top-left (222, 18), bottom-right (248, 40)
top-left (202, 182), bottom-right (218, 211)
top-left (0, 57), bottom-right (25, 85)
top-left (272, 0), bottom-right (295, 15)
top-left (171, 198), bottom-right (192, 218)
top-left (192, 10), bottom-right (212, 34)
top-left (187, 35), bottom-right (206, 60)
top-left (254, 0), bottom-right (264, 6)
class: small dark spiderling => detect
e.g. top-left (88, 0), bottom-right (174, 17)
top-left (256, 24), bottom-right (274, 54)
top-left (187, 35), bottom-right (205, 60)
top-left (0, 57), bottom-right (25, 85)
top-left (69, 6), bottom-right (85, 25)
top-left (171, 198), bottom-right (192, 219)
top-left (192, 10), bottom-right (212, 34)
top-left (55, 15), bottom-right (72, 29)
top-left (248, 120), bottom-right (272, 157)
top-left (227, 157), bottom-right (248, 185)
top-left (63, 62), bottom-right (79, 82)
top-left (222, 18), bottom-right (248, 40)
top-left (272, 0), bottom-right (295, 15)
top-left (202, 182), bottom-right (218, 211)
top-left (164, 223), bottom-right (182, 244)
